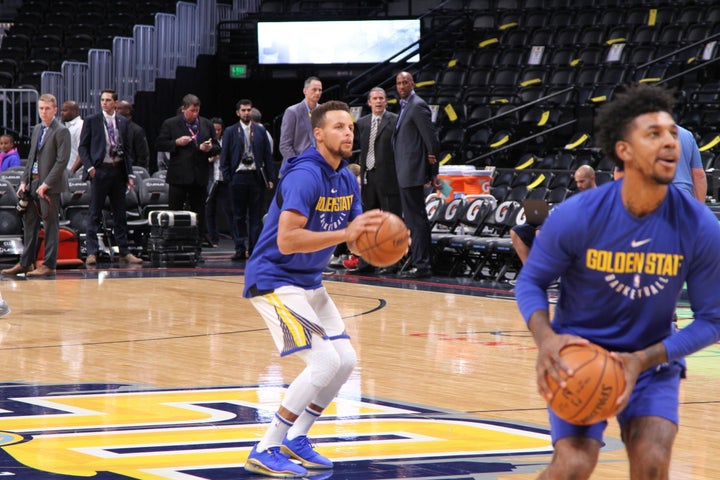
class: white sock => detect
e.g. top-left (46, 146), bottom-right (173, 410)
top-left (256, 413), bottom-right (293, 452)
top-left (287, 407), bottom-right (322, 440)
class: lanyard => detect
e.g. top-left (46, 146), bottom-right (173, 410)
top-left (186, 120), bottom-right (199, 144)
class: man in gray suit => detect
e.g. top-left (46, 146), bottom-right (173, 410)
top-left (392, 71), bottom-right (440, 279)
top-left (2, 93), bottom-right (70, 277)
top-left (279, 76), bottom-right (322, 163)
top-left (357, 87), bottom-right (402, 217)
top-left (347, 87), bottom-right (403, 273)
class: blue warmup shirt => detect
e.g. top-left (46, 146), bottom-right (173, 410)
top-left (515, 180), bottom-right (720, 362)
top-left (243, 148), bottom-right (363, 296)
top-left (672, 125), bottom-right (702, 197)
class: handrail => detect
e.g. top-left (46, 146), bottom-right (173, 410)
top-left (635, 31), bottom-right (720, 70)
top-left (465, 120), bottom-right (578, 166)
top-left (465, 86), bottom-right (575, 133)
top-left (345, 0), bottom-right (470, 97)
top-left (657, 55), bottom-right (720, 87)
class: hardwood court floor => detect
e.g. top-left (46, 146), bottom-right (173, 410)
top-left (0, 263), bottom-right (716, 479)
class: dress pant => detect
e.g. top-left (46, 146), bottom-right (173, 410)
top-left (168, 182), bottom-right (207, 242)
top-left (362, 169), bottom-right (403, 218)
top-left (205, 180), bottom-right (232, 244)
top-left (398, 184), bottom-right (432, 271)
top-left (86, 163), bottom-right (130, 256)
top-left (21, 178), bottom-right (61, 268)
top-left (229, 172), bottom-right (264, 256)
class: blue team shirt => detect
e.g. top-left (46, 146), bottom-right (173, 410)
top-left (243, 148), bottom-right (363, 296)
top-left (516, 180), bottom-right (720, 362)
top-left (672, 125), bottom-right (702, 196)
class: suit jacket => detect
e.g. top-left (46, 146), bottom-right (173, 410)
top-left (78, 112), bottom-right (133, 181)
top-left (23, 118), bottom-right (70, 193)
top-left (220, 121), bottom-right (276, 186)
top-left (155, 114), bottom-right (220, 186)
top-left (126, 120), bottom-right (150, 170)
top-left (279, 100), bottom-right (315, 161)
top-left (392, 92), bottom-right (440, 189)
top-left (356, 111), bottom-right (400, 194)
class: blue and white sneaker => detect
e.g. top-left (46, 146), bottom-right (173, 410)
top-left (244, 445), bottom-right (307, 477)
top-left (282, 435), bottom-right (333, 469)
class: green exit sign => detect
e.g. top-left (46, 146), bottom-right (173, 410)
top-left (229, 64), bottom-right (248, 79)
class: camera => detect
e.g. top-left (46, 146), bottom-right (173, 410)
top-left (16, 190), bottom-right (32, 214)
top-left (110, 145), bottom-right (125, 159)
top-left (241, 151), bottom-right (255, 166)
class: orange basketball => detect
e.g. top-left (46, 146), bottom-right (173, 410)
top-left (354, 212), bottom-right (409, 267)
top-left (545, 343), bottom-right (626, 426)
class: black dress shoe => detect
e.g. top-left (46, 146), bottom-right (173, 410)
top-left (398, 267), bottom-right (432, 279)
top-left (231, 253), bottom-right (246, 262)
top-left (377, 264), bottom-right (399, 275)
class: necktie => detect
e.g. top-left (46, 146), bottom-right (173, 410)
top-left (366, 117), bottom-right (379, 171)
top-left (107, 119), bottom-right (116, 147)
top-left (37, 125), bottom-right (46, 150)
top-left (33, 125), bottom-right (46, 175)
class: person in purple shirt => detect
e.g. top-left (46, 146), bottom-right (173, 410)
top-left (242, 101), bottom-right (396, 478)
top-left (515, 84), bottom-right (720, 479)
top-left (0, 135), bottom-right (20, 172)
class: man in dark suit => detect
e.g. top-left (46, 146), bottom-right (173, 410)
top-left (155, 94), bottom-right (220, 244)
top-left (2, 93), bottom-right (70, 277)
top-left (79, 89), bottom-right (143, 266)
top-left (348, 87), bottom-right (402, 273)
top-left (221, 99), bottom-right (275, 261)
top-left (392, 71), bottom-right (440, 279)
top-left (115, 100), bottom-right (150, 171)
top-left (279, 76), bottom-right (322, 163)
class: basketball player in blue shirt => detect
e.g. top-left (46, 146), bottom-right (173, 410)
top-left (515, 84), bottom-right (720, 479)
top-left (242, 101), bottom-right (392, 477)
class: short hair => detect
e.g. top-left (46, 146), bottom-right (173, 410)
top-left (304, 76), bottom-right (321, 88)
top-left (595, 84), bottom-right (677, 167)
top-left (250, 107), bottom-right (262, 123)
top-left (235, 99), bottom-right (252, 110)
top-left (101, 89), bottom-right (118, 101)
top-left (368, 87), bottom-right (386, 99)
top-left (575, 164), bottom-right (595, 179)
top-left (38, 93), bottom-right (57, 107)
top-left (311, 100), bottom-right (350, 129)
top-left (182, 94), bottom-right (201, 108)
top-left (210, 117), bottom-right (223, 126)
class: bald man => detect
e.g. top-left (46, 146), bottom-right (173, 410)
top-left (115, 100), bottom-right (150, 170)
top-left (61, 100), bottom-right (83, 173)
top-left (511, 165), bottom-right (597, 264)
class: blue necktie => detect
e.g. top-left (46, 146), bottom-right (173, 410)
top-left (37, 125), bottom-right (46, 150)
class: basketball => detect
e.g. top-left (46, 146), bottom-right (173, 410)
top-left (546, 343), bottom-right (626, 426)
top-left (353, 212), bottom-right (409, 267)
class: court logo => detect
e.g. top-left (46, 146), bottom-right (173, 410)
top-left (0, 383), bottom-right (556, 479)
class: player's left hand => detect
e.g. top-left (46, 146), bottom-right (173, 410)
top-left (536, 333), bottom-right (589, 401)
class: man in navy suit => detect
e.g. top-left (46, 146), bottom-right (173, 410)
top-left (1, 93), bottom-right (70, 277)
top-left (392, 71), bottom-right (440, 279)
top-left (221, 99), bottom-right (275, 261)
top-left (279, 76), bottom-right (322, 163)
top-left (79, 89), bottom-right (143, 266)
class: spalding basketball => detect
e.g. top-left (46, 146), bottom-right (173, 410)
top-left (546, 343), bottom-right (626, 426)
top-left (354, 212), bottom-right (409, 267)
